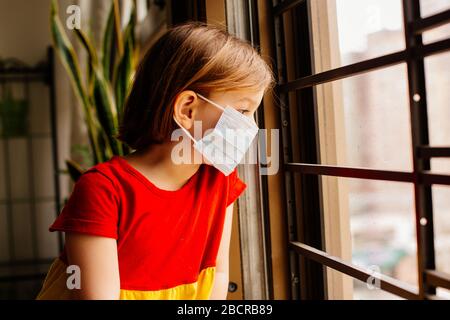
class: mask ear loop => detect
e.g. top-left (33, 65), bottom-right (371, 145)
top-left (196, 93), bottom-right (226, 111)
top-left (173, 93), bottom-right (225, 142)
top-left (198, 92), bottom-right (257, 126)
top-left (173, 116), bottom-right (197, 142)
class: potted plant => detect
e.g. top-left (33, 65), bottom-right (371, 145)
top-left (50, 0), bottom-right (139, 181)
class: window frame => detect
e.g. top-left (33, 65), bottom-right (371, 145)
top-left (225, 0), bottom-right (274, 300)
top-left (269, 0), bottom-right (450, 300)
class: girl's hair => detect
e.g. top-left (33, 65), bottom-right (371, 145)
top-left (117, 22), bottom-right (275, 150)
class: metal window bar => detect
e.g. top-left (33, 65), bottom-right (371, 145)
top-left (411, 8), bottom-right (450, 34)
top-left (270, 0), bottom-right (450, 300)
top-left (418, 146), bottom-right (450, 158)
top-left (403, 0), bottom-right (435, 299)
top-left (277, 37), bottom-right (450, 92)
top-left (272, 0), bottom-right (302, 299)
top-left (285, 163), bottom-right (450, 186)
top-left (289, 242), bottom-right (420, 300)
top-left (272, 0), bottom-right (326, 300)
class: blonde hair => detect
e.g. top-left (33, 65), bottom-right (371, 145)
top-left (118, 22), bottom-right (275, 150)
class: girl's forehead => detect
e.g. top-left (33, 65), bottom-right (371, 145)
top-left (211, 89), bottom-right (265, 104)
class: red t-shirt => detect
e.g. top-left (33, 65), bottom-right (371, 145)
top-left (46, 155), bottom-right (247, 299)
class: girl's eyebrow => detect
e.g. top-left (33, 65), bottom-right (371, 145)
top-left (236, 97), bottom-right (258, 105)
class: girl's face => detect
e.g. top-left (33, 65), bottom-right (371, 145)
top-left (193, 89), bottom-right (265, 134)
top-left (172, 88), bottom-right (265, 166)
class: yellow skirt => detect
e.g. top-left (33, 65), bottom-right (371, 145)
top-left (36, 258), bottom-right (216, 300)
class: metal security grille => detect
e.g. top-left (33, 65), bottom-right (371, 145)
top-left (270, 0), bottom-right (450, 299)
top-left (0, 48), bottom-right (62, 299)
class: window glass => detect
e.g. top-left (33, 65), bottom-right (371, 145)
top-left (319, 176), bottom-right (419, 299)
top-left (310, 0), bottom-right (405, 74)
top-left (310, 65), bottom-right (413, 171)
top-left (420, 0), bottom-right (450, 17)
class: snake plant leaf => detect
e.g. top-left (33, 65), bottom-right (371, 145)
top-left (102, 0), bottom-right (123, 82)
top-left (114, 4), bottom-right (136, 119)
top-left (50, 0), bottom-right (88, 110)
top-left (50, 0), bottom-right (137, 177)
top-left (96, 126), bottom-right (112, 158)
top-left (92, 68), bottom-right (122, 155)
top-left (50, 0), bottom-right (102, 164)
top-left (71, 29), bottom-right (115, 161)
top-left (124, 1), bottom-right (137, 50)
top-left (113, 0), bottom-right (124, 56)
top-left (75, 28), bottom-right (119, 159)
top-left (114, 37), bottom-right (133, 120)
top-left (74, 28), bottom-right (98, 92)
top-left (102, 4), bottom-right (115, 82)
top-left (65, 159), bottom-right (85, 183)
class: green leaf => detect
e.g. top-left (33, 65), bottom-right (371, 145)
top-left (114, 4), bottom-right (136, 119)
top-left (102, 3), bottom-right (116, 81)
top-left (114, 37), bottom-right (133, 120)
top-left (50, 0), bottom-right (103, 164)
top-left (74, 28), bottom-right (98, 91)
top-left (113, 0), bottom-right (124, 56)
top-left (50, 0), bottom-right (88, 110)
top-left (102, 0), bottom-right (123, 82)
top-left (65, 159), bottom-right (85, 182)
top-left (92, 68), bottom-right (122, 156)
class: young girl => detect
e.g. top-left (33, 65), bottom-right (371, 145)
top-left (36, 22), bottom-right (274, 300)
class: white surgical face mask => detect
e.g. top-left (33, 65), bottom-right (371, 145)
top-left (173, 93), bottom-right (259, 176)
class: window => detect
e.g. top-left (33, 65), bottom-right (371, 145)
top-left (269, 0), bottom-right (450, 299)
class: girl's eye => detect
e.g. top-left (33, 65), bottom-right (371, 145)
top-left (239, 109), bottom-right (249, 114)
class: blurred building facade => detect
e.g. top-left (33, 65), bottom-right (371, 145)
top-left (340, 0), bottom-right (450, 298)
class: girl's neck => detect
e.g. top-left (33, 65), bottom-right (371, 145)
top-left (123, 142), bottom-right (201, 191)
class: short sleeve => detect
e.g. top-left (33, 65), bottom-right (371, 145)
top-left (49, 170), bottom-right (119, 239)
top-left (226, 168), bottom-right (247, 207)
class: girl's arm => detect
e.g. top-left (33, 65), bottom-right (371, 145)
top-left (65, 232), bottom-right (121, 300)
top-left (209, 203), bottom-right (234, 300)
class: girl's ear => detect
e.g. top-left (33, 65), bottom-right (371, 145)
top-left (173, 90), bottom-right (199, 130)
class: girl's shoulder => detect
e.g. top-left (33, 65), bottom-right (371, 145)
top-left (50, 157), bottom-right (122, 240)
top-left (78, 155), bottom-right (127, 189)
